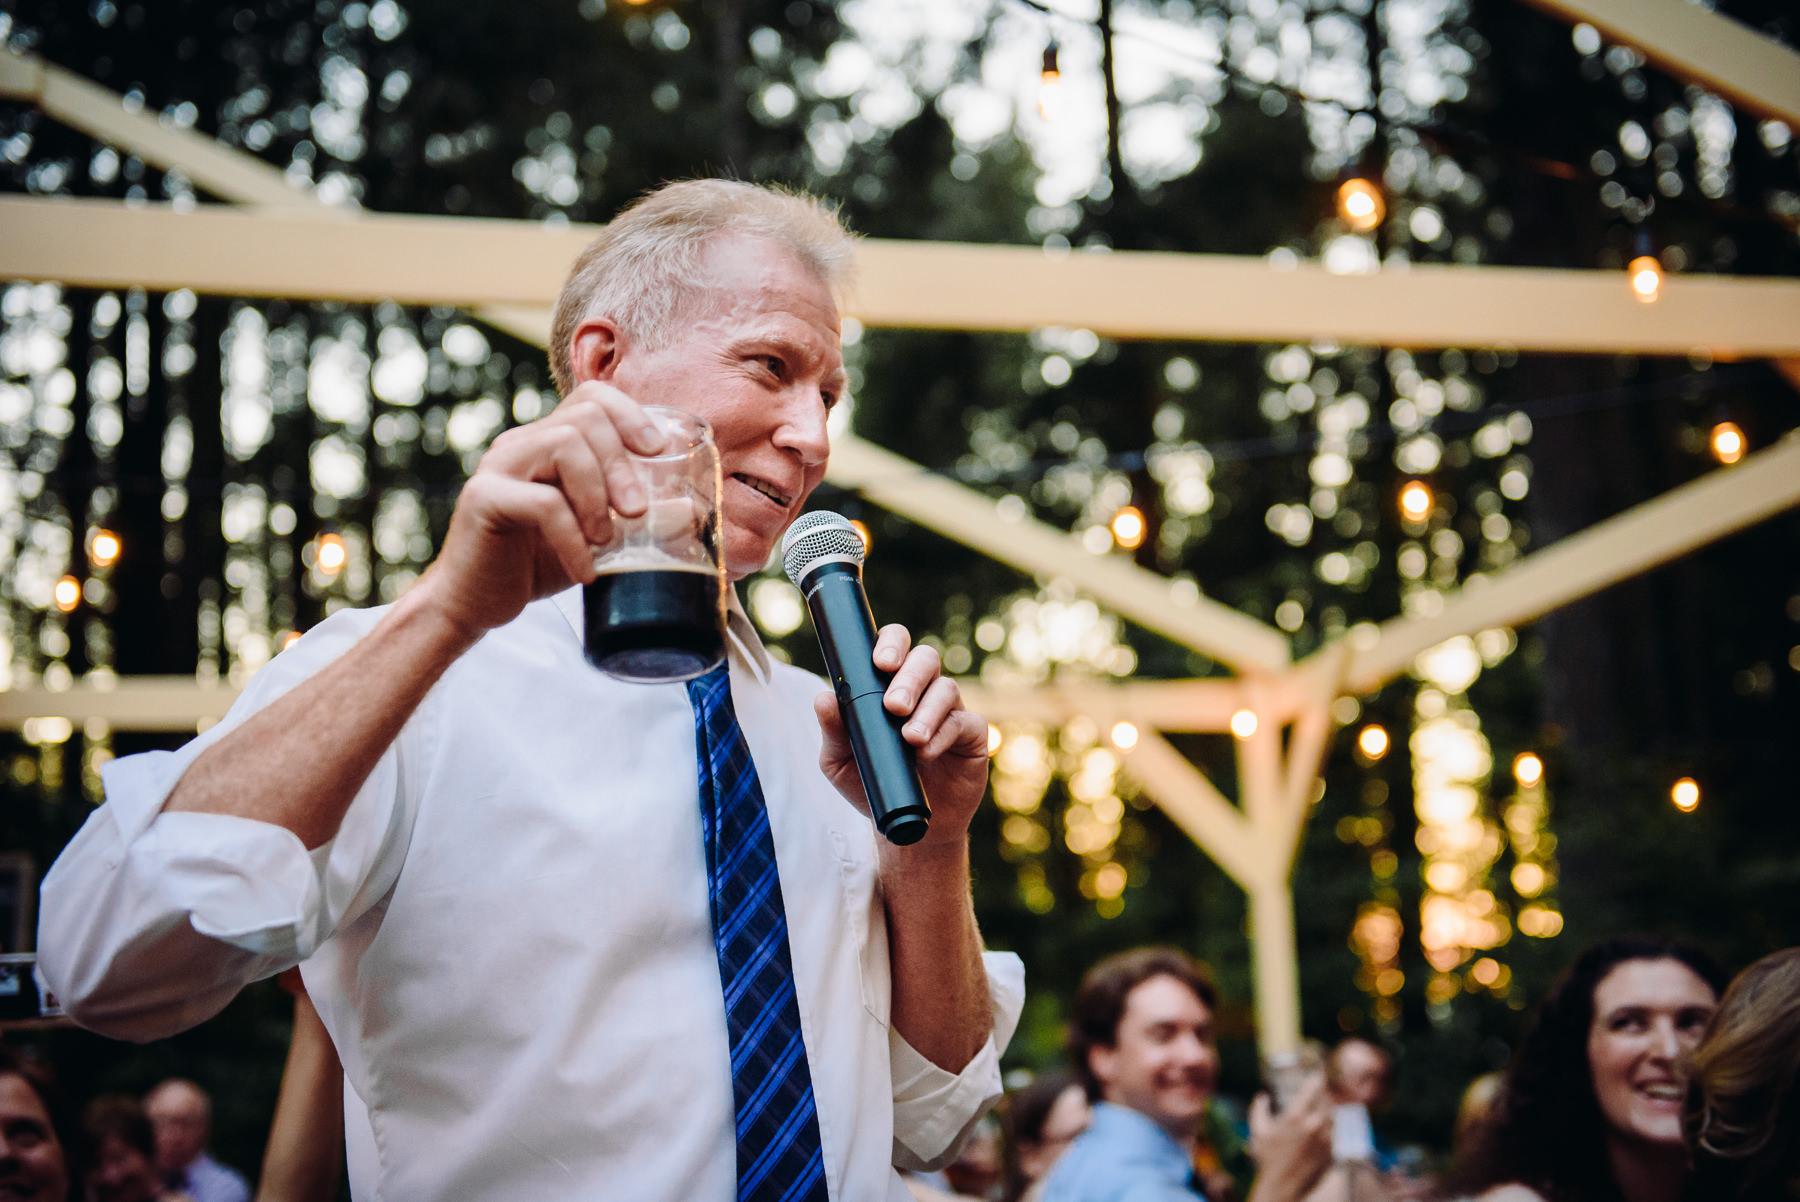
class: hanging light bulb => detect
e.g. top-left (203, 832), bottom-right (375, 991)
top-left (1709, 421), bottom-right (1745, 465)
top-left (1337, 178), bottom-right (1385, 232)
top-left (1038, 41), bottom-right (1063, 121)
top-left (1399, 480), bottom-right (1433, 521)
top-left (1670, 777), bottom-right (1700, 812)
top-left (89, 529), bottom-right (121, 568)
top-left (54, 575), bottom-right (81, 613)
top-left (1628, 255), bottom-right (1662, 303)
top-left (1110, 505), bottom-right (1146, 550)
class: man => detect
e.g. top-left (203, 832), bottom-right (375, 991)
top-left (40, 180), bottom-right (1021, 1200)
top-left (143, 1080), bottom-right (249, 1202)
top-left (1042, 948), bottom-right (1332, 1202)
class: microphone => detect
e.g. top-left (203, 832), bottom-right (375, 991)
top-left (781, 512), bottom-right (931, 846)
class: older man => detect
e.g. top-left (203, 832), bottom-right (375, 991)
top-left (142, 1080), bottom-right (248, 1202)
top-left (41, 180), bottom-right (1021, 1200)
top-left (1043, 948), bottom-right (1332, 1202)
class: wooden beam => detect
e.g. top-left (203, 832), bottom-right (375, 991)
top-left (0, 49), bottom-right (310, 207)
top-left (1122, 733), bottom-right (1266, 889)
top-left (0, 677), bottom-right (239, 731)
top-left (1337, 434), bottom-right (1800, 694)
top-left (6, 196), bottom-right (1800, 356)
top-left (1520, 0), bottom-right (1800, 127)
top-left (831, 436), bottom-right (1292, 672)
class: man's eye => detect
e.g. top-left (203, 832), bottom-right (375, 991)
top-left (764, 356), bottom-right (785, 378)
top-left (821, 391), bottom-right (838, 410)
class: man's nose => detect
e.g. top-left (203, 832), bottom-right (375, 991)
top-left (776, 390), bottom-right (831, 465)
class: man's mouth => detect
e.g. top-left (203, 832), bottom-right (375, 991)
top-left (733, 473), bottom-right (793, 510)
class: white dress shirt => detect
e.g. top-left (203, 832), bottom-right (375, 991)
top-left (40, 588), bottom-right (1023, 1201)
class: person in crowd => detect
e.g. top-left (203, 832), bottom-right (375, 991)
top-left (252, 970), bottom-right (343, 1202)
top-left (0, 1046), bottom-right (72, 1202)
top-left (1450, 935), bottom-right (1727, 1202)
top-left (142, 1081), bottom-right (247, 1202)
top-left (40, 178), bottom-right (1021, 1199)
top-left (1002, 1071), bottom-right (1091, 1202)
top-left (80, 1096), bottom-right (186, 1202)
top-left (1041, 946), bottom-right (1334, 1202)
top-left (1448, 1072), bottom-right (1504, 1184)
top-left (1683, 946), bottom-right (1800, 1200)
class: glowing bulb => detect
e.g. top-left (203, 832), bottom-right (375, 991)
top-left (1513, 752), bottom-right (1543, 787)
top-left (849, 519), bottom-right (872, 555)
top-left (1671, 777), bottom-right (1700, 812)
top-left (280, 630), bottom-right (303, 651)
top-left (1110, 721), bottom-right (1139, 750)
top-left (987, 724), bottom-right (1003, 756)
top-left (1709, 422), bottom-right (1745, 465)
top-left (1230, 709), bottom-right (1258, 739)
top-left (90, 529), bottom-right (121, 568)
top-left (1110, 506), bottom-right (1146, 550)
top-left (1628, 255), bottom-right (1662, 303)
top-left (1400, 481), bottom-right (1432, 520)
top-left (1337, 178), bottom-right (1385, 232)
top-left (54, 575), bottom-right (81, 612)
top-left (315, 533), bottom-right (347, 575)
top-left (1039, 43), bottom-right (1063, 121)
top-left (1357, 724), bottom-right (1389, 761)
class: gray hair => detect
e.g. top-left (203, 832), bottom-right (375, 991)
top-left (548, 179), bottom-right (857, 397)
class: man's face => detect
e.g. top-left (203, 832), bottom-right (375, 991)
top-left (144, 1085), bottom-right (207, 1174)
top-left (1333, 1039), bottom-right (1392, 1110)
top-left (603, 234), bottom-right (844, 580)
top-left (1088, 974), bottom-right (1219, 1137)
top-left (0, 1074), bottom-right (69, 1202)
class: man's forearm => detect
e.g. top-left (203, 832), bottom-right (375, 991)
top-left (880, 836), bottom-right (991, 1072)
top-left (164, 583), bottom-right (479, 849)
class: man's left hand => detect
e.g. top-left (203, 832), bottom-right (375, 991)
top-left (813, 624), bottom-right (989, 849)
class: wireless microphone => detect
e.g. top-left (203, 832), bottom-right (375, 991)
top-left (781, 512), bottom-right (931, 846)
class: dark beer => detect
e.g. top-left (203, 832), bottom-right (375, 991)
top-left (583, 562), bottom-right (725, 682)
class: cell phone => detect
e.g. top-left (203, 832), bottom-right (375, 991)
top-left (0, 954), bottom-right (65, 1024)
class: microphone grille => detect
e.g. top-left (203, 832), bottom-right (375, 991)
top-left (781, 510), bottom-right (865, 584)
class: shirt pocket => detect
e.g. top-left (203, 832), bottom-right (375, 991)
top-left (829, 827), bottom-right (890, 1029)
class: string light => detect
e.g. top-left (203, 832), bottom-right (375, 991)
top-left (1400, 480), bottom-right (1433, 520)
top-left (1337, 178), bottom-right (1385, 232)
top-left (1628, 255), bottom-right (1662, 303)
top-left (1038, 42), bottom-right (1063, 121)
top-left (1513, 752), bottom-right (1543, 787)
top-left (1110, 721), bottom-right (1139, 750)
top-left (987, 724), bottom-right (1003, 755)
top-left (1230, 709), bottom-right (1258, 738)
top-left (89, 529), bottom-right (121, 568)
top-left (54, 575), bottom-right (81, 612)
top-left (314, 532), bottom-right (347, 575)
top-left (1709, 421), bottom-right (1745, 465)
top-left (279, 630), bottom-right (303, 651)
top-left (1671, 777), bottom-right (1700, 812)
top-left (849, 519), bottom-right (872, 555)
top-left (1110, 505), bottom-right (1146, 550)
top-left (1357, 724), bottom-right (1389, 761)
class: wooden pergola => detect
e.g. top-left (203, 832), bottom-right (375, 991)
top-left (3, 0), bottom-right (1798, 1056)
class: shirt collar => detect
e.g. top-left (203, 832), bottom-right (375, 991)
top-left (548, 580), bottom-right (773, 685)
top-left (1086, 1101), bottom-right (1195, 1168)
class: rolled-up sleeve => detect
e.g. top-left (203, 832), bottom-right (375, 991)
top-left (890, 949), bottom-right (1024, 1171)
top-left (37, 607), bottom-right (421, 1042)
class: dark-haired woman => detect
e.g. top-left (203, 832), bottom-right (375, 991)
top-left (1684, 947), bottom-right (1800, 1200)
top-left (1001, 1071), bottom-right (1090, 1202)
top-left (0, 1045), bottom-right (73, 1202)
top-left (1453, 935), bottom-right (1727, 1202)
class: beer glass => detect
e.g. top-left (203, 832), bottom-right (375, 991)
top-left (583, 406), bottom-right (726, 683)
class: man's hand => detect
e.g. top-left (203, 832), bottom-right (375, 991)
top-left (1246, 1075), bottom-right (1334, 1202)
top-left (812, 624), bottom-right (990, 849)
top-left (412, 382), bottom-right (668, 640)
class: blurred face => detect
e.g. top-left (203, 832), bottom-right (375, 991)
top-left (1333, 1039), bottom-right (1392, 1110)
top-left (0, 1074), bottom-right (69, 1202)
top-left (1017, 1085), bottom-right (1091, 1182)
top-left (1587, 958), bottom-right (1717, 1148)
top-left (144, 1085), bottom-right (206, 1174)
top-left (86, 1135), bottom-right (159, 1202)
top-left (1089, 974), bottom-right (1219, 1137)
top-left (601, 234), bottom-right (844, 580)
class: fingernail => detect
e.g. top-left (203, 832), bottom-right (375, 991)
top-left (891, 690), bottom-right (912, 708)
top-left (621, 485), bottom-right (644, 511)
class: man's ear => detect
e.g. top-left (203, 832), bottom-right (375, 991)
top-left (568, 317), bottom-right (627, 386)
top-left (1087, 1044), bottom-right (1117, 1096)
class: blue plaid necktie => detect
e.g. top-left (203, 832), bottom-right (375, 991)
top-left (687, 665), bottom-right (830, 1202)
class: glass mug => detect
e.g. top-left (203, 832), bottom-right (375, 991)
top-left (582, 406), bottom-right (727, 683)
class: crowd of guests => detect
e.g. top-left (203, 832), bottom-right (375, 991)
top-left (3, 936), bottom-right (1795, 1201)
top-left (909, 938), bottom-right (1799, 1202)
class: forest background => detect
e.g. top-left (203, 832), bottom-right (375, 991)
top-left (1, 0), bottom-right (1797, 1178)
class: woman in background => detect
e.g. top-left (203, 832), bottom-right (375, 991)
top-left (1684, 947), bottom-right (1800, 1201)
top-left (1001, 1071), bottom-right (1090, 1202)
top-left (0, 1046), bottom-right (72, 1202)
top-left (1451, 935), bottom-right (1726, 1202)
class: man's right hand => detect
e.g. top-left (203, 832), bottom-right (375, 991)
top-left (1245, 1074), bottom-right (1335, 1202)
top-left (412, 381), bottom-right (668, 639)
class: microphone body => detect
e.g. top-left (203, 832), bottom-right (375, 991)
top-left (783, 516), bottom-right (931, 846)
